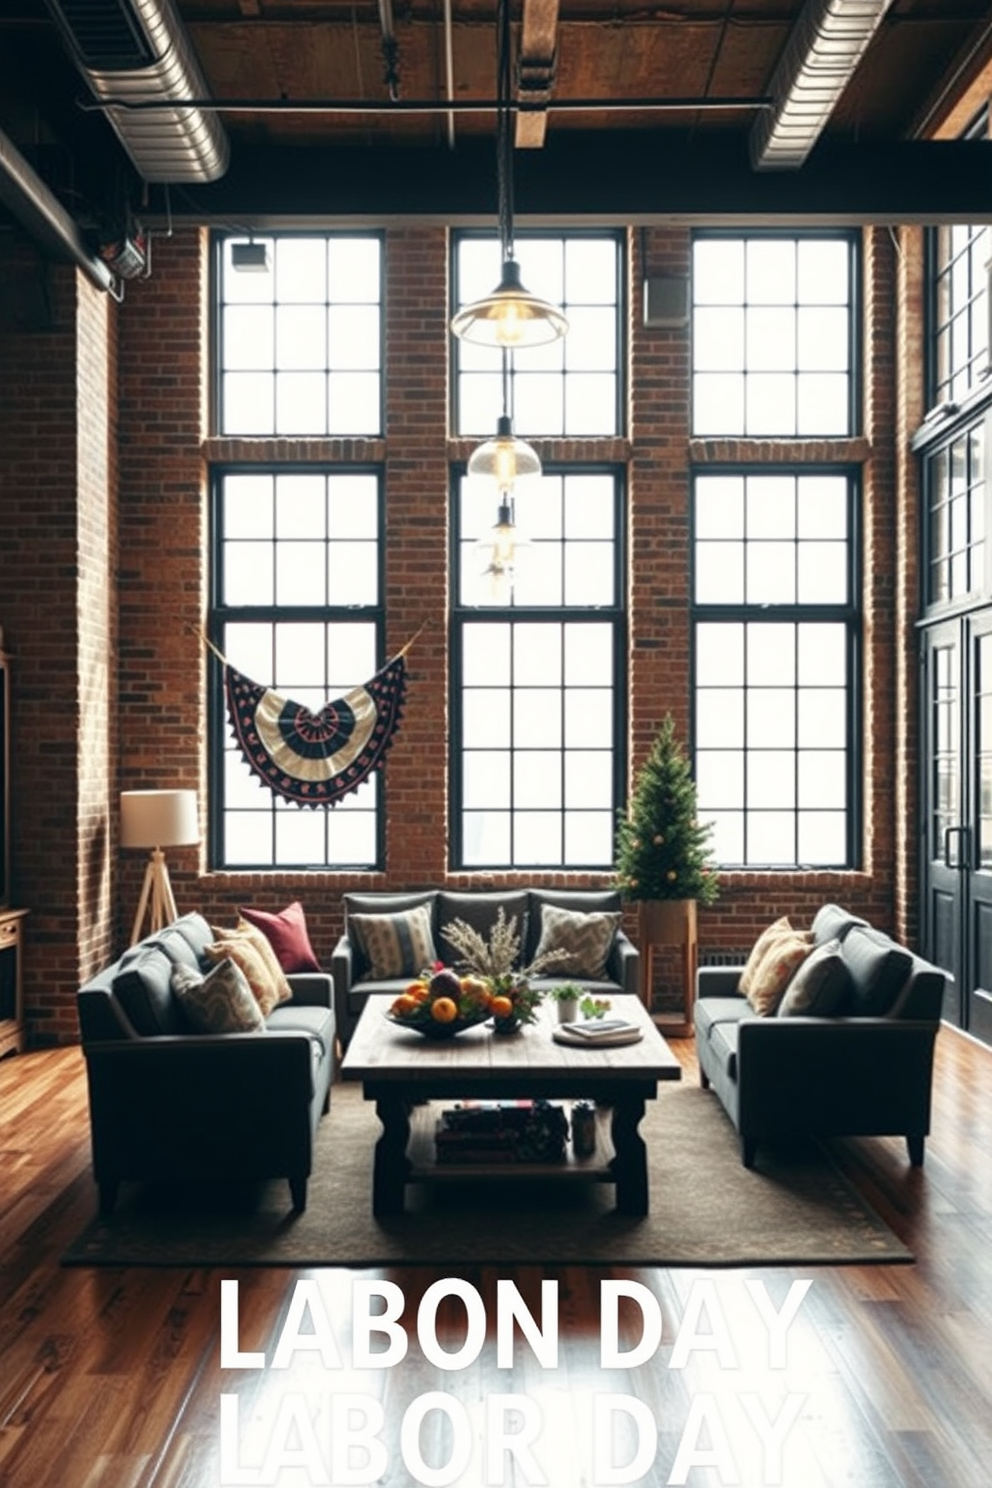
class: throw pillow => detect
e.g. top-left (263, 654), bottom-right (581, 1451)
top-left (744, 929), bottom-right (814, 1016)
top-left (171, 959), bottom-right (266, 1034)
top-left (349, 902), bottom-right (437, 980)
top-left (238, 900), bottom-right (321, 973)
top-left (205, 928), bottom-right (291, 1017)
top-left (532, 904), bottom-right (621, 979)
top-left (777, 937), bottom-right (852, 1017)
top-left (738, 916), bottom-right (795, 999)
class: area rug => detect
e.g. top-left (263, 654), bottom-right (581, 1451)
top-left (61, 1081), bottom-right (910, 1268)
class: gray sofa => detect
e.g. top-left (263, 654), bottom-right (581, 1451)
top-left (76, 912), bottom-right (336, 1213)
top-left (332, 887), bottom-right (639, 1046)
top-left (695, 904), bottom-right (945, 1168)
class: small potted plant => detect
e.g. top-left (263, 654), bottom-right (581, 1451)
top-left (548, 983), bottom-right (584, 1023)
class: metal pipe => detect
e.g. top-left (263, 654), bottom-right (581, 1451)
top-left (0, 127), bottom-right (114, 292)
top-left (79, 94), bottom-right (772, 117)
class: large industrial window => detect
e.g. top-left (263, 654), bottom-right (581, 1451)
top-left (215, 233), bottom-right (382, 437)
top-left (692, 470), bottom-right (859, 868)
top-left (452, 232), bottom-right (623, 439)
top-left (923, 420), bottom-right (987, 608)
top-left (209, 469), bottom-right (383, 869)
top-left (451, 468), bottom-right (625, 868)
top-left (931, 224), bottom-right (990, 410)
top-left (691, 232), bottom-right (857, 438)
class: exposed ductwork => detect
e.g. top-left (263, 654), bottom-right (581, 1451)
top-left (0, 127), bottom-right (114, 292)
top-left (750, 0), bottom-right (896, 169)
top-left (44, 0), bottom-right (229, 184)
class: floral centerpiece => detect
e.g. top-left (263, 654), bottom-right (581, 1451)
top-left (441, 907), bottom-right (570, 1033)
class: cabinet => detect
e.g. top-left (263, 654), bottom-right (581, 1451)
top-left (0, 647), bottom-right (27, 1059)
top-left (0, 908), bottom-right (27, 1058)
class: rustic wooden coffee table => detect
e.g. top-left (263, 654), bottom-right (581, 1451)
top-left (341, 994), bottom-right (681, 1217)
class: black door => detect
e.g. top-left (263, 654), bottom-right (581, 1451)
top-left (921, 609), bottom-right (992, 1041)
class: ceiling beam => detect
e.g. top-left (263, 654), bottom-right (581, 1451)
top-left (516, 0), bottom-right (560, 149)
top-left (158, 135), bottom-right (992, 225)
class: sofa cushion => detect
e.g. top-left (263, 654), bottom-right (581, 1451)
top-left (266, 1002), bottom-right (336, 1060)
top-left (349, 902), bottom-right (437, 980)
top-left (113, 945), bottom-right (184, 1036)
top-left (533, 903), bottom-right (621, 979)
top-left (778, 937), bottom-right (852, 1017)
top-left (525, 889), bottom-right (622, 962)
top-left (171, 958), bottom-right (266, 1034)
top-left (811, 903), bottom-right (868, 947)
top-left (842, 926), bottom-right (913, 1015)
top-left (436, 890), bottom-right (531, 971)
top-left (695, 995), bottom-right (754, 1042)
top-left (742, 922), bottom-right (813, 1015)
top-left (239, 900), bottom-right (321, 973)
top-left (205, 929), bottom-right (292, 1017)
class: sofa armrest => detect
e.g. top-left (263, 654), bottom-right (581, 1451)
top-left (607, 930), bottom-right (640, 998)
top-left (286, 972), bottom-right (333, 1008)
top-left (697, 965), bottom-right (745, 998)
top-left (331, 932), bottom-right (354, 1038)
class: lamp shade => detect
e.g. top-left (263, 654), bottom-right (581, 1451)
top-left (467, 415), bottom-right (542, 495)
top-left (120, 789), bottom-right (199, 850)
top-left (451, 260), bottom-right (569, 349)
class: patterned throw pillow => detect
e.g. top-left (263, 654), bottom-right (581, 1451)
top-left (204, 929), bottom-right (290, 1017)
top-left (171, 958), bottom-right (265, 1034)
top-left (212, 921), bottom-right (294, 1013)
top-left (349, 903), bottom-right (437, 980)
top-left (738, 916), bottom-right (795, 999)
top-left (533, 904), bottom-right (621, 979)
top-left (238, 900), bottom-right (321, 973)
top-left (777, 937), bottom-right (852, 1017)
top-left (744, 928), bottom-right (814, 1015)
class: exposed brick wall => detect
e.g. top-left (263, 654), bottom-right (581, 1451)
top-left (0, 217), bottom-right (929, 1041)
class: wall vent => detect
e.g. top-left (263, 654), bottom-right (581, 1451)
top-left (45, 0), bottom-right (154, 72)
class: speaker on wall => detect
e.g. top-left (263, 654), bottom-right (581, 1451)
top-left (643, 275), bottom-right (689, 328)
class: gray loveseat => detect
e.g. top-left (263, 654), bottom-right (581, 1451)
top-left (76, 912), bottom-right (336, 1213)
top-left (332, 887), bottom-right (639, 1046)
top-left (695, 904), bottom-right (945, 1168)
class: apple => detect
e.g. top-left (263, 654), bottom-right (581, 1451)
top-left (429, 967), bottom-right (463, 1001)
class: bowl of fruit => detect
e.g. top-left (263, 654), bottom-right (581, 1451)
top-left (386, 967), bottom-right (493, 1039)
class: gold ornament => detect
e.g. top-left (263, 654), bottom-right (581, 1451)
top-left (666, 870), bottom-right (677, 882)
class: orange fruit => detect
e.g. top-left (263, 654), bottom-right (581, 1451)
top-left (489, 995), bottom-right (513, 1019)
top-left (405, 979), bottom-right (427, 996)
top-left (431, 996), bottom-right (458, 1023)
top-left (391, 993), bottom-right (417, 1017)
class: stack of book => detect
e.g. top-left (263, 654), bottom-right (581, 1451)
top-left (552, 1018), bottom-right (643, 1048)
top-left (434, 1100), bottom-right (568, 1164)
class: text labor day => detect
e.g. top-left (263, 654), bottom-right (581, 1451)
top-left (218, 1275), bottom-right (812, 1485)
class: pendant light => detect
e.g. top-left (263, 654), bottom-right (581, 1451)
top-left (450, 0), bottom-right (568, 350)
top-left (470, 350), bottom-right (540, 597)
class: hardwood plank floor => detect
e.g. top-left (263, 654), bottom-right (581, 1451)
top-left (2, 1027), bottom-right (991, 1487)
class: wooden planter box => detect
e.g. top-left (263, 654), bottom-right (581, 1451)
top-left (637, 898), bottom-right (698, 1038)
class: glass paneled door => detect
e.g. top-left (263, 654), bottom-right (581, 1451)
top-left (921, 610), bottom-right (992, 1042)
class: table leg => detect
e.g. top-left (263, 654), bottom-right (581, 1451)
top-left (372, 1095), bottom-right (412, 1216)
top-left (610, 1095), bottom-right (649, 1215)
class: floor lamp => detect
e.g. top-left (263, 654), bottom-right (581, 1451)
top-left (121, 789), bottom-right (200, 946)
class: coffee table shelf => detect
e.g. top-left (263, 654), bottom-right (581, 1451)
top-left (342, 995), bottom-right (680, 1217)
top-left (405, 1101), bottom-right (615, 1184)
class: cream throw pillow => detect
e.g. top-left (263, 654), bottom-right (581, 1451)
top-left (349, 903), bottom-right (437, 980)
top-left (207, 924), bottom-right (292, 1017)
top-left (743, 923), bottom-right (813, 1016)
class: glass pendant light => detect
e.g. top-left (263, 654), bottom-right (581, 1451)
top-left (450, 0), bottom-right (568, 350)
top-left (467, 413), bottom-right (541, 494)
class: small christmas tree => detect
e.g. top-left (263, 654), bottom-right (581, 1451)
top-left (614, 714), bottom-right (719, 904)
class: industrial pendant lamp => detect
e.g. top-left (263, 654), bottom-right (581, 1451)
top-left (450, 0), bottom-right (568, 349)
top-left (471, 350), bottom-right (540, 597)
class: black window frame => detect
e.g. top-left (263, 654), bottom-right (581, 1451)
top-left (449, 461), bottom-right (628, 871)
top-left (449, 228), bottom-right (627, 441)
top-left (690, 227), bottom-right (862, 441)
top-left (690, 463), bottom-right (863, 871)
top-left (207, 462), bottom-right (387, 872)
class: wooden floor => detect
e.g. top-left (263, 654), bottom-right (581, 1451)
top-left (2, 1028), bottom-right (991, 1487)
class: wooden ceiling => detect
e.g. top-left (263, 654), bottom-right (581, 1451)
top-left (2, 0), bottom-right (992, 230)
